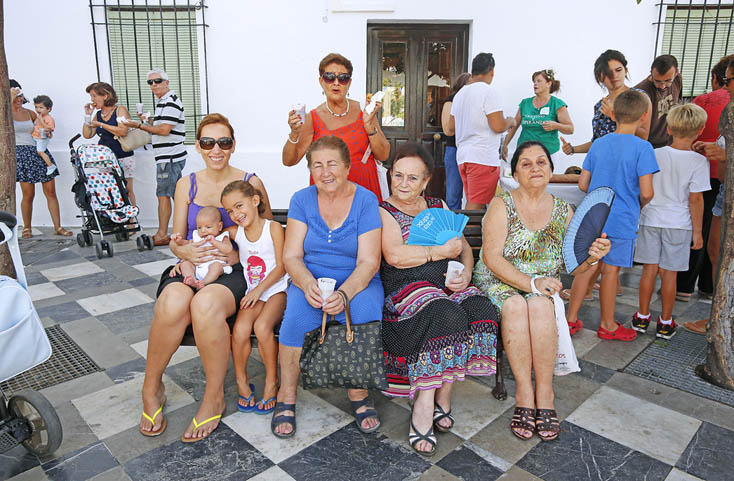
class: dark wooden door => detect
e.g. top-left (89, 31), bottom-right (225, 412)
top-left (367, 23), bottom-right (469, 198)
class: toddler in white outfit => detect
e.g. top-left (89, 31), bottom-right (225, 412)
top-left (172, 206), bottom-right (233, 290)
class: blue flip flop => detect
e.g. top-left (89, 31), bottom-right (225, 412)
top-left (237, 383), bottom-right (256, 413)
top-left (255, 396), bottom-right (277, 415)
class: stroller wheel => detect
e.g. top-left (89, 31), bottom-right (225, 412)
top-left (8, 389), bottom-right (63, 456)
top-left (115, 231), bottom-right (130, 242)
top-left (101, 240), bottom-right (114, 257)
top-left (95, 241), bottom-right (104, 259)
top-left (83, 230), bottom-right (93, 246)
top-left (76, 233), bottom-right (86, 248)
top-left (142, 234), bottom-right (153, 250)
top-left (136, 236), bottom-right (146, 251)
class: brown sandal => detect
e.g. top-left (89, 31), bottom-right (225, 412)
top-left (21, 227), bottom-right (33, 239)
top-left (510, 407), bottom-right (535, 440)
top-left (535, 408), bottom-right (560, 441)
top-left (54, 227), bottom-right (73, 237)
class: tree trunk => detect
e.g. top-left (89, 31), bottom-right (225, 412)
top-left (0, 0), bottom-right (18, 277)
top-left (699, 101), bottom-right (734, 390)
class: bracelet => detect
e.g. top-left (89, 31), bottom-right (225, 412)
top-left (427, 246), bottom-right (433, 262)
top-left (570, 145), bottom-right (575, 154)
top-left (367, 127), bottom-right (378, 136)
top-left (424, 246), bottom-right (430, 263)
top-left (287, 134), bottom-right (299, 144)
top-left (585, 258), bottom-right (599, 266)
top-left (530, 276), bottom-right (543, 295)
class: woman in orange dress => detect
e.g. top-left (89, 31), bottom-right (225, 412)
top-left (282, 53), bottom-right (390, 199)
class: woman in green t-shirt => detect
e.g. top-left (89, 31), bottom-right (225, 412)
top-left (502, 70), bottom-right (574, 165)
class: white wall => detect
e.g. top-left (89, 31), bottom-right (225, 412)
top-left (6, 0), bottom-right (660, 226)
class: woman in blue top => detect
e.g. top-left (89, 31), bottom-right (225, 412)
top-left (502, 69), bottom-right (574, 167)
top-left (273, 135), bottom-right (384, 439)
top-left (82, 82), bottom-right (138, 206)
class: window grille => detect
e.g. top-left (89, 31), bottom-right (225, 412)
top-left (89, 0), bottom-right (209, 143)
top-left (655, 1), bottom-right (734, 98)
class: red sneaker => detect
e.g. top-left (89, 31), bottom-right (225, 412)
top-left (567, 319), bottom-right (584, 335)
top-left (597, 322), bottom-right (637, 341)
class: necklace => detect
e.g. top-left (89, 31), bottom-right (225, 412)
top-left (326, 99), bottom-right (349, 117)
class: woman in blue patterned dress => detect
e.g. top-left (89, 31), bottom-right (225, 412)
top-left (11, 80), bottom-right (71, 238)
top-left (473, 141), bottom-right (610, 442)
top-left (380, 142), bottom-right (500, 456)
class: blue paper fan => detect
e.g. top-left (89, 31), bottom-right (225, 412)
top-left (407, 209), bottom-right (469, 246)
top-left (563, 186), bottom-right (615, 273)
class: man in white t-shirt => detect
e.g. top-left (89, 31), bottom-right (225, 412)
top-left (447, 52), bottom-right (516, 209)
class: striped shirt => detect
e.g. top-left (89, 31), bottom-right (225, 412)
top-left (152, 89), bottom-right (186, 164)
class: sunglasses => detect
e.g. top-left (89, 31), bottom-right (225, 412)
top-left (198, 137), bottom-right (234, 150)
top-left (321, 72), bottom-right (352, 85)
top-left (146, 78), bottom-right (165, 85)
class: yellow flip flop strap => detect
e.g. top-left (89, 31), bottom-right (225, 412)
top-left (192, 414), bottom-right (222, 429)
top-left (142, 405), bottom-right (163, 424)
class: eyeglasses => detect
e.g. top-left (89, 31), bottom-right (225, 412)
top-left (146, 78), bottom-right (165, 85)
top-left (198, 137), bottom-right (234, 150)
top-left (321, 72), bottom-right (352, 85)
top-left (723, 77), bottom-right (733, 86)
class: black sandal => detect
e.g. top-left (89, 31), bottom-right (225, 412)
top-left (535, 409), bottom-right (560, 441)
top-left (510, 407), bottom-right (536, 440)
top-left (271, 402), bottom-right (296, 439)
top-left (350, 396), bottom-right (381, 434)
top-left (409, 420), bottom-right (436, 457)
top-left (433, 403), bottom-right (455, 433)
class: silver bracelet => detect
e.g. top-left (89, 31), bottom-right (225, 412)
top-left (286, 134), bottom-right (299, 144)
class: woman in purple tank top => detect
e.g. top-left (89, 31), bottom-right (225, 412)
top-left (139, 113), bottom-right (273, 443)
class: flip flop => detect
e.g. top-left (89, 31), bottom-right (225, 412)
top-left (255, 396), bottom-right (277, 415)
top-left (54, 227), bottom-right (73, 237)
top-left (237, 383), bottom-right (256, 413)
top-left (21, 227), bottom-right (32, 239)
top-left (152, 235), bottom-right (170, 246)
top-left (139, 396), bottom-right (167, 437)
top-left (180, 405), bottom-right (225, 443)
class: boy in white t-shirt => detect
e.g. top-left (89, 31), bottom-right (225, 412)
top-left (632, 104), bottom-right (710, 339)
top-left (449, 52), bottom-right (516, 209)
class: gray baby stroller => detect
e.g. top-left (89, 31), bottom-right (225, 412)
top-left (0, 211), bottom-right (62, 456)
top-left (69, 134), bottom-right (153, 258)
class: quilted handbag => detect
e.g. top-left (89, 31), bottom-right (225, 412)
top-left (300, 290), bottom-right (388, 390)
top-left (115, 127), bottom-right (151, 152)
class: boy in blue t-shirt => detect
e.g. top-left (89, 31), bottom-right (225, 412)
top-left (572, 90), bottom-right (659, 341)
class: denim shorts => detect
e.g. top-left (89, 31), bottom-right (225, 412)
top-left (712, 184), bottom-right (725, 217)
top-left (156, 160), bottom-right (185, 197)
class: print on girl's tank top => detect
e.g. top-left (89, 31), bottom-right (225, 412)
top-left (247, 255), bottom-right (266, 287)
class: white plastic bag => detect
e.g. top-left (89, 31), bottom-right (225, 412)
top-left (552, 292), bottom-right (580, 376)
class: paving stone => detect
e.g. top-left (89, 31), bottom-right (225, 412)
top-left (470, 407), bottom-right (540, 465)
top-left (676, 422), bottom-right (734, 481)
top-left (61, 318), bottom-right (140, 368)
top-left (8, 466), bottom-right (48, 481)
top-left (665, 468), bottom-right (704, 481)
top-left (566, 386), bottom-right (700, 466)
top-left (419, 465), bottom-right (461, 480)
top-left (40, 372), bottom-right (115, 408)
top-left (41, 261), bottom-right (104, 282)
top-left (54, 272), bottom-right (127, 295)
top-left (248, 466), bottom-right (296, 481)
top-left (25, 271), bottom-right (49, 286)
top-left (76, 288), bottom-right (153, 317)
top-left (437, 445), bottom-right (504, 481)
top-left (35, 301), bottom-right (90, 324)
top-left (570, 326), bottom-right (601, 357)
top-left (96, 304), bottom-right (154, 335)
top-left (28, 282), bottom-right (66, 302)
top-left (0, 445), bottom-right (40, 480)
top-left (42, 442), bottom-right (118, 481)
top-left (574, 358), bottom-right (616, 384)
top-left (517, 421), bottom-right (671, 481)
top-left (498, 466), bottom-right (543, 480)
top-left (104, 357), bottom-right (148, 384)
top-left (37, 402), bottom-right (99, 464)
top-left (130, 259), bottom-right (176, 278)
top-left (89, 466), bottom-right (133, 481)
top-left (117, 250), bottom-right (176, 266)
top-left (123, 423), bottom-right (273, 481)
top-left (130, 340), bottom-right (199, 367)
top-left (582, 330), bottom-right (655, 371)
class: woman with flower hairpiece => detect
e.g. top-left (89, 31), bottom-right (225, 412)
top-left (502, 69), bottom-right (574, 168)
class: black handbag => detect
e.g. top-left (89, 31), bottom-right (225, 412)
top-left (300, 290), bottom-right (388, 390)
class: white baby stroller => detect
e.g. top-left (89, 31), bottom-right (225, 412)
top-left (0, 211), bottom-right (62, 456)
top-left (69, 134), bottom-right (153, 258)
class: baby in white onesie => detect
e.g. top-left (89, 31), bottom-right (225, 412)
top-left (172, 206), bottom-right (233, 290)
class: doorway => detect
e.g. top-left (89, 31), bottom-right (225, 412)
top-left (366, 22), bottom-right (470, 198)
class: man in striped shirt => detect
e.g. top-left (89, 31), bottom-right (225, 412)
top-left (134, 68), bottom-right (187, 246)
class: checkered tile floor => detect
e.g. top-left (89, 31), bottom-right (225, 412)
top-left (3, 230), bottom-right (734, 481)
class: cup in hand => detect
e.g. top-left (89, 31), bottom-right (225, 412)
top-left (445, 261), bottom-right (465, 286)
top-left (317, 277), bottom-right (337, 307)
top-left (39, 128), bottom-right (47, 139)
top-left (84, 113), bottom-right (92, 126)
top-left (293, 103), bottom-right (306, 125)
top-left (136, 103), bottom-right (144, 115)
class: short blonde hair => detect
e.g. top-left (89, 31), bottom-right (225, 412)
top-left (667, 103), bottom-right (707, 138)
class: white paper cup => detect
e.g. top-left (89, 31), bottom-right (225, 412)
top-left (84, 114), bottom-right (92, 126)
top-left (39, 128), bottom-right (47, 139)
top-left (136, 103), bottom-right (144, 114)
top-left (445, 261), bottom-right (465, 285)
top-left (293, 103), bottom-right (306, 125)
top-left (317, 277), bottom-right (337, 306)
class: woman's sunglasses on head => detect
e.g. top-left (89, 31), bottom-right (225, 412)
top-left (198, 137), bottom-right (234, 150)
top-left (146, 78), bottom-right (165, 85)
top-left (321, 72), bottom-right (351, 85)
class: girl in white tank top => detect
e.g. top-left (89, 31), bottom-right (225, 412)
top-left (221, 180), bottom-right (287, 414)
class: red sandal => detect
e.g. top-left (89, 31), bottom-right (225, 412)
top-left (567, 319), bottom-right (584, 335)
top-left (597, 322), bottom-right (637, 341)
